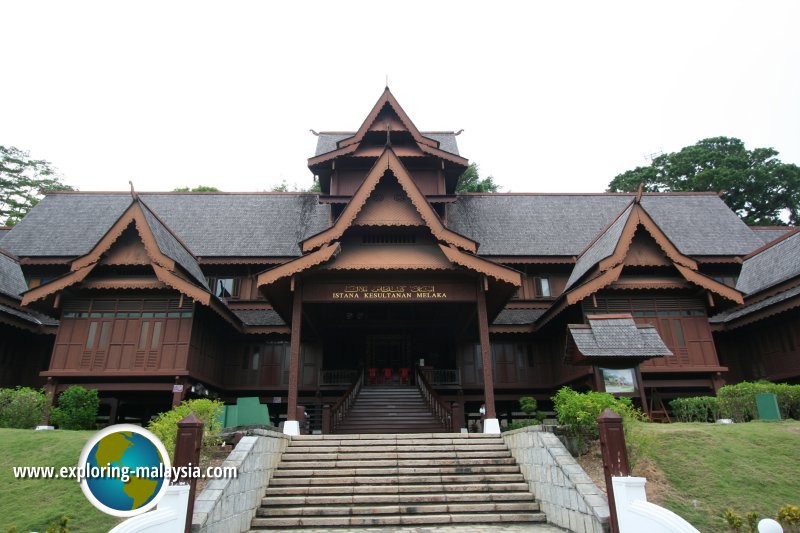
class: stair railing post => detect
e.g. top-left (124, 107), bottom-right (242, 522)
top-left (598, 408), bottom-right (630, 533)
top-left (322, 404), bottom-right (331, 434)
top-left (173, 413), bottom-right (204, 533)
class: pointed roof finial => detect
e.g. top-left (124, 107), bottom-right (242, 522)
top-left (635, 183), bottom-right (644, 203)
top-left (129, 180), bottom-right (138, 200)
top-left (385, 74), bottom-right (389, 90)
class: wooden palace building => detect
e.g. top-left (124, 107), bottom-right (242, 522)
top-left (1, 88), bottom-right (798, 434)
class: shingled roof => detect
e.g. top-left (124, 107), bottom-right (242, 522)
top-left (139, 201), bottom-right (208, 288)
top-left (230, 309), bottom-right (286, 327)
top-left (0, 248), bottom-right (29, 300)
top-left (568, 316), bottom-right (673, 358)
top-left (2, 193), bottom-right (331, 258)
top-left (751, 226), bottom-right (793, 245)
top-left (736, 229), bottom-right (800, 295)
top-left (314, 132), bottom-right (460, 157)
top-left (492, 308), bottom-right (546, 325)
top-left (447, 193), bottom-right (764, 257)
top-left (565, 203), bottom-right (634, 290)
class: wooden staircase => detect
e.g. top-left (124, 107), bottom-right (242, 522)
top-left (333, 385), bottom-right (448, 434)
top-left (250, 433), bottom-right (547, 529)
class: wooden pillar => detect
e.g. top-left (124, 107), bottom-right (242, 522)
top-left (476, 276), bottom-right (498, 432)
top-left (171, 376), bottom-right (188, 407)
top-left (598, 409), bottom-right (630, 533)
top-left (285, 277), bottom-right (303, 435)
top-left (41, 377), bottom-right (58, 426)
top-left (174, 413), bottom-right (204, 533)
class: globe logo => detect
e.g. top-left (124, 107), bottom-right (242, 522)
top-left (78, 424), bottom-right (171, 517)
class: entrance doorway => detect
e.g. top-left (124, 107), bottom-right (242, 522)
top-left (367, 335), bottom-right (411, 384)
top-left (367, 335), bottom-right (410, 369)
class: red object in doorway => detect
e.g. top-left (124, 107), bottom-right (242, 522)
top-left (368, 367), bottom-right (378, 385)
top-left (383, 367), bottom-right (393, 384)
top-left (399, 367), bottom-right (410, 384)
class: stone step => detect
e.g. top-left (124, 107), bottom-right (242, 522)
top-left (278, 457), bottom-right (518, 469)
top-left (250, 511), bottom-right (547, 529)
top-left (265, 481), bottom-right (532, 496)
top-left (289, 437), bottom-right (503, 447)
top-left (268, 473), bottom-right (526, 486)
top-left (257, 501), bottom-right (540, 517)
top-left (284, 444), bottom-right (508, 454)
top-left (273, 465), bottom-right (521, 477)
top-left (262, 491), bottom-right (536, 506)
top-left (291, 433), bottom-right (498, 439)
top-left (280, 450), bottom-right (512, 461)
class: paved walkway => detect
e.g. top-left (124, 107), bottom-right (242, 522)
top-left (291, 525), bottom-right (567, 533)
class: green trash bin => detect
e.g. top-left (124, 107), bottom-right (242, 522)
top-left (755, 392), bottom-right (781, 421)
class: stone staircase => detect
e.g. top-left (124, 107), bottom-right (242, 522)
top-left (333, 385), bottom-right (448, 434)
top-left (250, 433), bottom-right (547, 529)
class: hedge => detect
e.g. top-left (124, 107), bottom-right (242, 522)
top-left (669, 396), bottom-right (719, 423)
top-left (717, 381), bottom-right (800, 422)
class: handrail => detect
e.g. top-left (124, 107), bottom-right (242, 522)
top-left (328, 369), bottom-right (364, 434)
top-left (415, 366), bottom-right (453, 432)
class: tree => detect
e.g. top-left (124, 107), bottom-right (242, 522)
top-left (1, 145), bottom-right (74, 226)
top-left (457, 163), bottom-right (501, 193)
top-left (608, 137), bottom-right (800, 225)
top-left (173, 185), bottom-right (219, 192)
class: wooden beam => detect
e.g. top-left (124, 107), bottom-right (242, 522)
top-left (476, 276), bottom-right (496, 419)
top-left (286, 278), bottom-right (303, 422)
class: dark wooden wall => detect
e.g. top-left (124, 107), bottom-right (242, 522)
top-left (0, 324), bottom-right (53, 388)
top-left (50, 296), bottom-right (193, 375)
top-left (716, 309), bottom-right (800, 383)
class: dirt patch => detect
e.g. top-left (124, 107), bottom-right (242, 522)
top-left (574, 440), bottom-right (674, 505)
top-left (196, 446), bottom-right (232, 494)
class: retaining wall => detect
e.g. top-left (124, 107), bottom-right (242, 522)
top-left (192, 428), bottom-right (289, 533)
top-left (502, 426), bottom-right (610, 533)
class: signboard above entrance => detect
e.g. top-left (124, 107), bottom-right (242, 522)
top-left (303, 282), bottom-right (476, 303)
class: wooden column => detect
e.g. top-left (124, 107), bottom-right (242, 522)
top-left (598, 409), bottom-right (630, 533)
top-left (476, 276), bottom-right (497, 420)
top-left (286, 277), bottom-right (303, 431)
top-left (173, 413), bottom-right (203, 533)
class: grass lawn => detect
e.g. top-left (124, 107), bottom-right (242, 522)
top-left (640, 420), bottom-right (800, 532)
top-left (0, 428), bottom-right (120, 533)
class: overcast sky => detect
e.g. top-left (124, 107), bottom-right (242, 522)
top-left (2, 1), bottom-right (799, 194)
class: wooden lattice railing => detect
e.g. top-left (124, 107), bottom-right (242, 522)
top-left (326, 370), bottom-right (363, 434)
top-left (415, 366), bottom-right (453, 432)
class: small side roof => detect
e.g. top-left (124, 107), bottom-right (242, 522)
top-left (736, 229), bottom-right (800, 295)
top-left (750, 226), bottom-right (793, 245)
top-left (0, 248), bottom-right (29, 300)
top-left (568, 315), bottom-right (673, 358)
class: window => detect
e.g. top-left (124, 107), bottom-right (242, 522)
top-left (362, 233), bottom-right (416, 245)
top-left (207, 277), bottom-right (239, 299)
top-left (535, 277), bottom-right (551, 297)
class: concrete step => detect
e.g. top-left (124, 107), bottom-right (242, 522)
top-left (257, 501), bottom-right (541, 517)
top-left (250, 512), bottom-right (547, 529)
top-left (290, 433), bottom-right (497, 439)
top-left (280, 451), bottom-right (512, 461)
top-left (268, 473), bottom-right (526, 486)
top-left (284, 444), bottom-right (508, 454)
top-left (265, 481), bottom-right (533, 496)
top-left (278, 457), bottom-right (518, 469)
top-left (273, 465), bottom-right (521, 477)
top-left (261, 491), bottom-right (536, 506)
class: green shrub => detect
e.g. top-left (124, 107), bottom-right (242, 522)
top-left (717, 381), bottom-right (800, 422)
top-left (501, 420), bottom-right (540, 432)
top-left (552, 387), bottom-right (643, 445)
top-left (147, 398), bottom-right (224, 461)
top-left (0, 387), bottom-right (47, 428)
top-left (50, 386), bottom-right (99, 430)
top-left (669, 396), bottom-right (719, 422)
